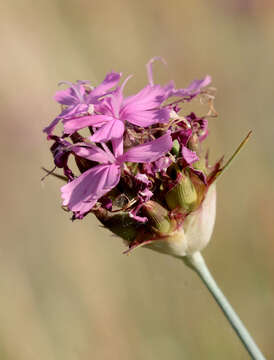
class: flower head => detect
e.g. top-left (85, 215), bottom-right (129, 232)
top-left (43, 58), bottom-right (243, 257)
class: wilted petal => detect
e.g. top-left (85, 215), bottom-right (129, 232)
top-left (135, 173), bottom-right (151, 186)
top-left (182, 146), bottom-right (199, 165)
top-left (118, 132), bottom-right (172, 163)
top-left (139, 188), bottom-right (153, 202)
top-left (129, 210), bottom-right (148, 224)
top-left (186, 75), bottom-right (211, 93)
top-left (172, 75), bottom-right (211, 97)
top-left (50, 137), bottom-right (72, 168)
top-left (192, 168), bottom-right (207, 185)
top-left (186, 113), bottom-right (209, 142)
top-left (154, 156), bottom-right (172, 172)
top-left (177, 128), bottom-right (192, 146)
top-left (61, 163), bottom-right (120, 215)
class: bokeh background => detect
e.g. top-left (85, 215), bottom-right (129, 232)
top-left (1, 0), bottom-right (274, 359)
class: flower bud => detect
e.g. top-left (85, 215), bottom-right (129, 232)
top-left (188, 133), bottom-right (200, 153)
top-left (146, 184), bottom-right (216, 257)
top-left (171, 139), bottom-right (180, 156)
top-left (94, 208), bottom-right (140, 242)
top-left (165, 172), bottom-right (198, 212)
top-left (142, 200), bottom-right (172, 235)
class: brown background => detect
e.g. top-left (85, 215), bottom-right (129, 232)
top-left (1, 0), bottom-right (274, 359)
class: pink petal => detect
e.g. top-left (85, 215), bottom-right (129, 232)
top-left (55, 82), bottom-right (87, 104)
top-left (172, 75), bottom-right (211, 97)
top-left (63, 115), bottom-right (112, 135)
top-left (43, 104), bottom-right (86, 136)
top-left (125, 108), bottom-right (170, 127)
top-left (118, 132), bottom-right (172, 164)
top-left (61, 163), bottom-right (120, 215)
top-left (54, 88), bottom-right (77, 105)
top-left (112, 136), bottom-right (124, 158)
top-left (43, 117), bottom-right (60, 136)
top-left (89, 72), bottom-right (122, 99)
top-left (89, 118), bottom-right (125, 142)
top-left (60, 103), bottom-right (89, 120)
top-left (108, 76), bottom-right (132, 118)
top-left (94, 98), bottom-right (113, 116)
top-left (71, 144), bottom-right (115, 163)
top-left (187, 75), bottom-right (211, 92)
top-left (182, 146), bottom-right (199, 165)
top-left (58, 81), bottom-right (87, 101)
top-left (123, 84), bottom-right (166, 110)
top-left (121, 85), bottom-right (170, 126)
top-left (146, 57), bottom-right (167, 86)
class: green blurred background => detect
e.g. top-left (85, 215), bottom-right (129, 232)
top-left (1, 0), bottom-right (274, 359)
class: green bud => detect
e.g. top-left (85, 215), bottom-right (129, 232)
top-left (142, 201), bottom-right (171, 235)
top-left (171, 139), bottom-right (180, 156)
top-left (188, 134), bottom-right (200, 153)
top-left (165, 172), bottom-right (198, 212)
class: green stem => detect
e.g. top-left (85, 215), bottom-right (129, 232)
top-left (183, 252), bottom-right (266, 360)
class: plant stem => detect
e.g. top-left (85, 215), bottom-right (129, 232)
top-left (183, 252), bottom-right (266, 360)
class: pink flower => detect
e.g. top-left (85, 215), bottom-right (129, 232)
top-left (61, 133), bottom-right (172, 216)
top-left (43, 57), bottom-right (220, 255)
top-left (43, 72), bottom-right (122, 136)
top-left (62, 77), bottom-right (171, 145)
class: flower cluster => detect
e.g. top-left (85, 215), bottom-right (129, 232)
top-left (43, 58), bottom-right (222, 256)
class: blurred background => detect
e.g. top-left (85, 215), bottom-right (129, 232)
top-left (1, 0), bottom-right (274, 359)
